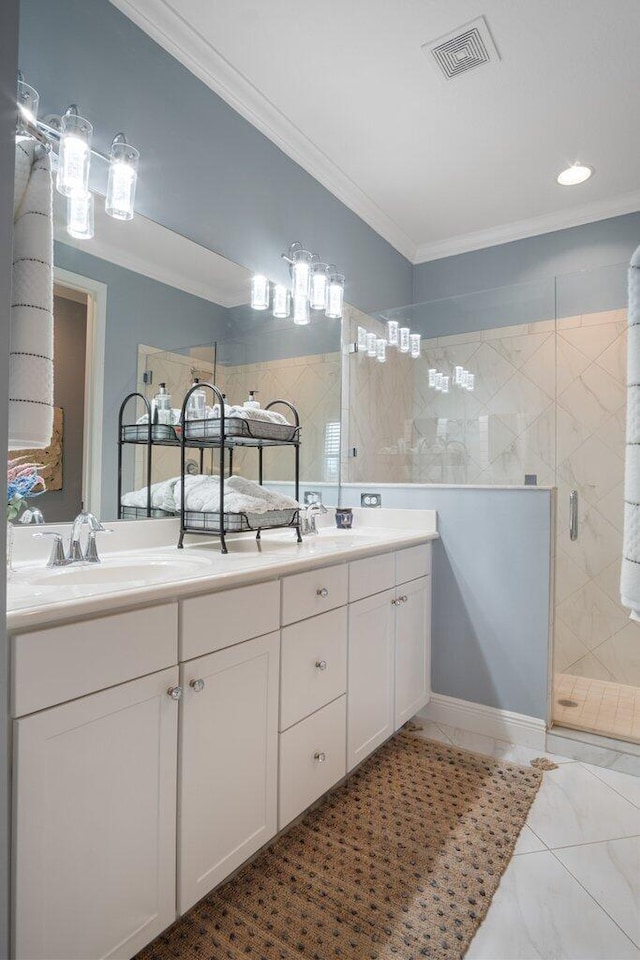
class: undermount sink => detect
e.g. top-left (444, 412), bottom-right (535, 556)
top-left (17, 554), bottom-right (213, 587)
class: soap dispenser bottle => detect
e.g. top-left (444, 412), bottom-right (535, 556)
top-left (152, 383), bottom-right (172, 424)
top-left (244, 390), bottom-right (260, 410)
top-left (186, 378), bottom-right (206, 421)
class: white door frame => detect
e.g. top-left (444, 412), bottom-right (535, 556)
top-left (53, 267), bottom-right (107, 516)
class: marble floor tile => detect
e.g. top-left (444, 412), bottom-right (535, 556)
top-left (513, 824), bottom-right (547, 855)
top-left (582, 762), bottom-right (640, 807)
top-left (526, 762), bottom-right (640, 848)
top-left (466, 851), bottom-right (639, 959)
top-left (433, 725), bottom-right (574, 766)
top-left (555, 837), bottom-right (640, 948)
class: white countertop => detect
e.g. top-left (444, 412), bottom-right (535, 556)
top-left (7, 508), bottom-right (437, 632)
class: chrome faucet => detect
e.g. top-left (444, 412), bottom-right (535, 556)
top-left (34, 511), bottom-right (112, 567)
top-left (301, 501), bottom-right (328, 536)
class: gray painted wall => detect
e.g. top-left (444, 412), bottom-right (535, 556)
top-left (19, 0), bottom-right (413, 316)
top-left (340, 485), bottom-right (552, 721)
top-left (54, 243), bottom-right (230, 519)
top-left (1, 4), bottom-right (20, 954)
top-left (413, 213), bottom-right (640, 305)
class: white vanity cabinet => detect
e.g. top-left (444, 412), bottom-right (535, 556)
top-left (347, 544), bottom-right (431, 771)
top-left (177, 630), bottom-right (280, 914)
top-left (13, 665), bottom-right (179, 960)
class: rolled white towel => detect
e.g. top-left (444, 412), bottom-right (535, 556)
top-left (121, 476), bottom-right (179, 512)
top-left (226, 406), bottom-right (291, 425)
top-left (174, 474), bottom-right (299, 515)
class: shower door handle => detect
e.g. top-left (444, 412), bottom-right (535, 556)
top-left (569, 490), bottom-right (578, 541)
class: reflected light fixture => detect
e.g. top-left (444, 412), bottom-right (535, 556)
top-left (557, 163), bottom-right (593, 186)
top-left (310, 261), bottom-right (329, 311)
top-left (250, 275), bottom-right (270, 310)
top-left (293, 292), bottom-right (310, 325)
top-left (399, 327), bottom-right (410, 353)
top-left (106, 133), bottom-right (139, 220)
top-left (272, 284), bottom-right (290, 319)
top-left (326, 271), bottom-right (345, 320)
top-left (66, 192), bottom-right (94, 240)
top-left (376, 338), bottom-right (387, 363)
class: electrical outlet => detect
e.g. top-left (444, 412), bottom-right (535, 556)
top-left (361, 492), bottom-right (382, 508)
top-left (304, 490), bottom-right (322, 505)
top-left (524, 474), bottom-right (538, 486)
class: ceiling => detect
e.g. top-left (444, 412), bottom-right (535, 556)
top-left (109, 0), bottom-right (640, 263)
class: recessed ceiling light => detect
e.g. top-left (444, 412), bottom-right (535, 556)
top-left (557, 163), bottom-right (594, 186)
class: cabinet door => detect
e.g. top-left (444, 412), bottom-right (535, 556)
top-left (395, 575), bottom-right (431, 729)
top-left (347, 589), bottom-right (395, 772)
top-left (178, 631), bottom-right (279, 914)
top-left (13, 667), bottom-right (179, 960)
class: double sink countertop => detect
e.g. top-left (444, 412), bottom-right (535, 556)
top-left (7, 508), bottom-right (438, 632)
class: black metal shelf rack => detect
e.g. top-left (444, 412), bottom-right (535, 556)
top-left (117, 384), bottom-right (302, 553)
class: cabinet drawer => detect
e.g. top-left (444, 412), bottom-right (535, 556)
top-left (281, 564), bottom-right (347, 625)
top-left (181, 580), bottom-right (279, 660)
top-left (280, 608), bottom-right (347, 731)
top-left (12, 603), bottom-right (178, 717)
top-left (279, 695), bottom-right (346, 829)
top-left (395, 544), bottom-right (431, 585)
top-left (349, 552), bottom-right (395, 602)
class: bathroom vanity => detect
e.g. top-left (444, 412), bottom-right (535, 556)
top-left (7, 511), bottom-right (436, 960)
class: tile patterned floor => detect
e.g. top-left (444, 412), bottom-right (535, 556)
top-left (554, 673), bottom-right (640, 743)
top-left (411, 721), bottom-right (640, 959)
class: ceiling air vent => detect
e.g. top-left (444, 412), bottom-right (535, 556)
top-left (423, 16), bottom-right (500, 80)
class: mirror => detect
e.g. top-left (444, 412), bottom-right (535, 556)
top-left (22, 197), bottom-right (342, 523)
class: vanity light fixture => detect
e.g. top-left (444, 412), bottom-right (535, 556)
top-left (557, 163), bottom-right (593, 186)
top-left (15, 73), bottom-right (141, 239)
top-left (250, 274), bottom-right (270, 310)
top-left (57, 106), bottom-right (93, 198)
top-left (376, 338), bottom-right (387, 363)
top-left (105, 134), bottom-right (139, 221)
top-left (399, 327), bottom-right (411, 354)
top-left (272, 283), bottom-right (290, 319)
top-left (387, 319), bottom-right (399, 347)
top-left (66, 191), bottom-right (94, 240)
top-left (410, 333), bottom-right (421, 359)
top-left (250, 241), bottom-right (346, 324)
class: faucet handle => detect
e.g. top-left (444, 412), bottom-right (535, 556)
top-left (33, 531), bottom-right (67, 567)
top-left (84, 528), bottom-right (114, 563)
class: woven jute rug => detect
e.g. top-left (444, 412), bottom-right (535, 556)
top-left (138, 734), bottom-right (542, 960)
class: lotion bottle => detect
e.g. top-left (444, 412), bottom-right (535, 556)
top-left (153, 383), bottom-right (172, 425)
top-left (244, 390), bottom-right (260, 410)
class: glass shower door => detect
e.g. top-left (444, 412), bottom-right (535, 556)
top-left (552, 263), bottom-right (640, 742)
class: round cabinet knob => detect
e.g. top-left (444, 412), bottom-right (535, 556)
top-left (190, 678), bottom-right (205, 693)
top-left (315, 659), bottom-right (328, 671)
top-left (314, 751), bottom-right (327, 763)
top-left (316, 587), bottom-right (329, 599)
top-left (167, 685), bottom-right (183, 701)
top-left (400, 595), bottom-right (408, 603)
top-left (391, 598), bottom-right (399, 606)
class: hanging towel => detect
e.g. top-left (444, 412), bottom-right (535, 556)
top-left (9, 140), bottom-right (54, 449)
top-left (620, 244), bottom-right (640, 620)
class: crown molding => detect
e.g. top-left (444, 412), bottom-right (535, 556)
top-left (107, 0), bottom-right (417, 262)
top-left (413, 190), bottom-right (640, 264)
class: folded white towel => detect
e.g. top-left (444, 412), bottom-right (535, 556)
top-left (174, 474), bottom-right (299, 515)
top-left (9, 141), bottom-right (54, 449)
top-left (207, 405), bottom-right (291, 425)
top-left (121, 476), bottom-right (179, 512)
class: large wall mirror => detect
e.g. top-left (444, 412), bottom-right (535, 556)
top-left (28, 198), bottom-right (342, 523)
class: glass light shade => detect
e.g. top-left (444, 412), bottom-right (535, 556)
top-left (441, 375), bottom-right (450, 394)
top-left (387, 319), bottom-right (399, 346)
top-left (428, 368), bottom-right (436, 387)
top-left (56, 112), bottom-right (92, 197)
top-left (435, 373), bottom-right (444, 391)
top-left (410, 333), bottom-right (421, 359)
top-left (291, 249), bottom-right (313, 299)
top-left (310, 262), bottom-right (329, 311)
top-left (250, 275), bottom-right (270, 310)
top-left (454, 365), bottom-right (464, 385)
top-left (106, 138), bottom-right (139, 220)
top-left (399, 327), bottom-right (410, 353)
top-left (357, 326), bottom-right (368, 350)
top-left (272, 284), bottom-right (290, 319)
top-left (366, 333), bottom-right (377, 357)
top-left (293, 292), bottom-right (310, 325)
top-left (326, 273), bottom-right (345, 320)
top-left (376, 338), bottom-right (387, 363)
top-left (17, 78), bottom-right (39, 138)
top-left (466, 373), bottom-right (475, 391)
top-left (66, 192), bottom-right (94, 240)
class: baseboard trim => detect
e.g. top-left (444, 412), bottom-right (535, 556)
top-left (417, 694), bottom-right (547, 750)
